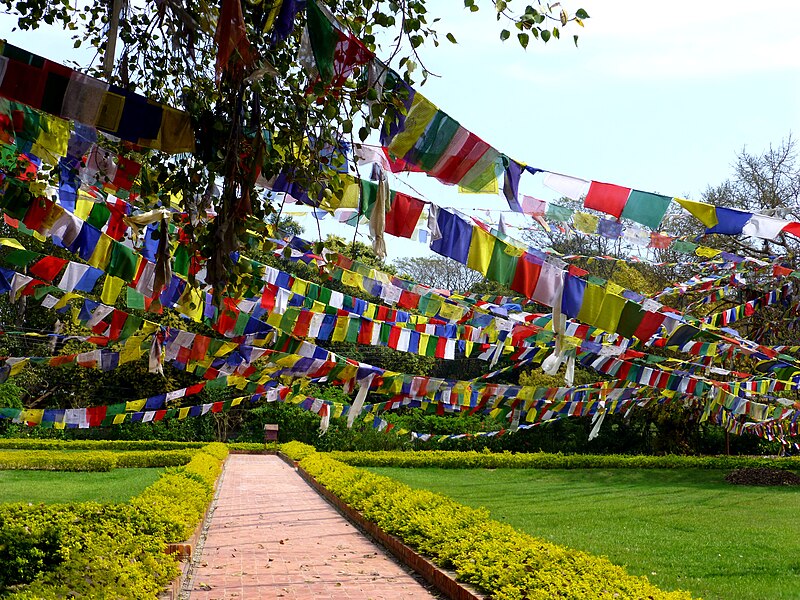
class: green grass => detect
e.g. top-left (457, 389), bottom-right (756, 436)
top-left (0, 468), bottom-right (163, 504)
top-left (368, 467), bottom-right (800, 600)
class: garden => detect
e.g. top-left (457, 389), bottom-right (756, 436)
top-left (1, 0), bottom-right (799, 598)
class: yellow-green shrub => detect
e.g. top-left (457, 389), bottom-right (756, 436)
top-left (0, 502), bottom-right (180, 599)
top-left (198, 441), bottom-right (229, 462)
top-left (0, 442), bottom-right (227, 598)
top-left (0, 450), bottom-right (118, 471)
top-left (280, 440), bottom-right (317, 461)
top-left (0, 449), bottom-right (197, 471)
top-left (113, 449), bottom-right (196, 468)
top-left (332, 449), bottom-right (800, 470)
top-left (226, 441), bottom-right (278, 453)
top-left (299, 450), bottom-right (693, 599)
top-left (0, 439), bottom-right (206, 451)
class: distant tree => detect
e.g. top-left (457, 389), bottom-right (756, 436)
top-left (700, 135), bottom-right (800, 261)
top-left (324, 235), bottom-right (391, 270)
top-left (393, 256), bottom-right (483, 292)
top-left (268, 213), bottom-right (305, 238)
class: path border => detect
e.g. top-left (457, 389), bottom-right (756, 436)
top-left (278, 452), bottom-right (484, 600)
top-left (158, 456), bottom-right (229, 600)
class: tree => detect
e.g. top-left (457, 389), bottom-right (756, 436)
top-left (699, 135), bottom-right (800, 260)
top-left (394, 255), bottom-right (483, 292)
top-left (1, 0), bottom-right (589, 298)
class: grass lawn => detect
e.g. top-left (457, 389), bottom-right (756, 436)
top-left (0, 468), bottom-right (163, 504)
top-left (368, 467), bottom-right (800, 600)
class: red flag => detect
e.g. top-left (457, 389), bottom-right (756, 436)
top-left (215, 0), bottom-right (254, 82)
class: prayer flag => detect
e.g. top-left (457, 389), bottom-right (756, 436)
top-left (385, 192), bottom-right (424, 238)
top-left (675, 198), bottom-right (717, 227)
top-left (584, 181), bottom-right (631, 219)
top-left (543, 172), bottom-right (590, 200)
top-left (621, 191), bottom-right (671, 229)
top-left (404, 110), bottom-right (460, 171)
top-left (430, 209), bottom-right (472, 264)
top-left (466, 227), bottom-right (495, 275)
top-left (706, 206), bottom-right (752, 235)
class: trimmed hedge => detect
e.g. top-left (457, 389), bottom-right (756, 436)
top-left (0, 449), bottom-right (197, 471)
top-left (331, 449), bottom-right (800, 470)
top-left (226, 441), bottom-right (278, 453)
top-left (113, 449), bottom-right (197, 468)
top-left (0, 443), bottom-right (229, 598)
top-left (289, 443), bottom-right (692, 600)
top-left (0, 438), bottom-right (207, 451)
top-left (281, 440), bottom-right (318, 462)
top-left (0, 450), bottom-right (119, 472)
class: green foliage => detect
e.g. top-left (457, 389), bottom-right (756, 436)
top-left (280, 441), bottom-right (317, 461)
top-left (298, 449), bottom-right (690, 599)
top-left (226, 441), bottom-right (278, 453)
top-left (0, 442), bottom-right (227, 597)
top-left (0, 448), bottom-right (196, 471)
top-left (331, 449), bottom-right (800, 470)
top-left (238, 400), bottom-right (325, 444)
top-left (376, 467), bottom-right (800, 600)
top-left (0, 438), bottom-right (207, 451)
top-left (314, 418), bottom-right (411, 452)
top-left (0, 450), bottom-right (119, 472)
top-left (0, 382), bottom-right (24, 409)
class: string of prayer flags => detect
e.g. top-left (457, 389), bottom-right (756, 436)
top-left (0, 41), bottom-right (194, 153)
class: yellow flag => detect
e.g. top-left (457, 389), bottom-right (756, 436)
top-left (457, 177), bottom-right (499, 195)
top-left (100, 275), bottom-right (125, 305)
top-left (387, 95), bottom-right (438, 157)
top-left (0, 238), bottom-right (26, 250)
top-left (466, 227), bottom-right (495, 275)
top-left (88, 235), bottom-right (113, 269)
top-left (675, 198), bottom-right (718, 227)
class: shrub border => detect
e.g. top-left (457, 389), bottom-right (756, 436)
top-left (278, 451), bottom-right (482, 600)
top-left (162, 457), bottom-right (227, 600)
top-left (0, 443), bottom-right (228, 599)
top-left (331, 449), bottom-right (800, 470)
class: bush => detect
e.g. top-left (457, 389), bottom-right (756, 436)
top-left (0, 442), bottom-right (228, 598)
top-left (113, 449), bottom-right (196, 468)
top-left (280, 441), bottom-right (317, 461)
top-left (0, 503), bottom-right (180, 600)
top-left (226, 441), bottom-right (277, 453)
top-left (0, 438), bottom-right (207, 451)
top-left (298, 449), bottom-right (693, 600)
top-left (0, 450), bottom-right (118, 471)
top-left (330, 450), bottom-right (800, 471)
top-left (0, 449), bottom-right (197, 471)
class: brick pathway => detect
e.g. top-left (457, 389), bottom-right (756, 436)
top-left (186, 454), bottom-right (438, 600)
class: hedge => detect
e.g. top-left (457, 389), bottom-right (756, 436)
top-left (0, 450), bottom-right (119, 472)
top-left (281, 440), bottom-right (318, 461)
top-left (284, 443), bottom-right (692, 600)
top-left (0, 442), bottom-right (229, 598)
top-left (0, 449), bottom-right (197, 471)
top-left (226, 441), bottom-right (279, 453)
top-left (330, 449), bottom-right (800, 470)
top-left (0, 438), bottom-right (207, 451)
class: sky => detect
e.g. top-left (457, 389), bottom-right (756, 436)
top-left (2, 1), bottom-right (799, 261)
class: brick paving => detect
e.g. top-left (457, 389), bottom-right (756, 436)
top-left (186, 454), bottom-right (438, 600)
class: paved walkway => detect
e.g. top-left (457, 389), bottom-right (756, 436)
top-left (186, 455), bottom-right (438, 600)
